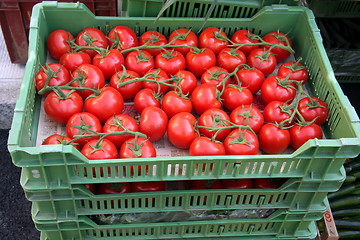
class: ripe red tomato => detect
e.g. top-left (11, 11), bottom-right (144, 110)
top-left (222, 179), bottom-right (253, 189)
top-left (155, 50), bottom-right (186, 76)
top-left (42, 134), bottom-right (79, 150)
top-left (110, 69), bottom-right (141, 100)
top-left (70, 63), bottom-right (105, 99)
top-left (191, 180), bottom-right (223, 189)
top-left (125, 50), bottom-right (155, 77)
top-left (168, 28), bottom-right (198, 56)
top-left (189, 136), bottom-right (225, 156)
top-left (142, 68), bottom-right (169, 95)
top-left (222, 85), bottom-right (253, 111)
top-left (231, 29), bottom-right (259, 56)
top-left (224, 128), bottom-right (259, 155)
top-left (36, 63), bottom-right (70, 94)
top-left (200, 66), bottom-right (230, 91)
top-left (261, 75), bottom-right (297, 105)
top-left (167, 112), bottom-right (198, 149)
top-left (131, 181), bottom-right (166, 192)
top-left (278, 60), bottom-right (308, 85)
top-left (75, 27), bottom-right (108, 58)
top-left (59, 52), bottom-right (91, 72)
top-left (263, 101), bottom-right (294, 127)
top-left (44, 89), bottom-right (83, 124)
top-left (230, 105), bottom-right (264, 134)
top-left (262, 31), bottom-right (293, 62)
top-left (259, 123), bottom-right (290, 154)
top-left (191, 83), bottom-right (221, 115)
top-left (139, 31), bottom-right (168, 56)
top-left (217, 47), bottom-right (246, 73)
top-left (98, 182), bottom-right (131, 194)
top-left (162, 91), bottom-right (192, 118)
top-left (198, 108), bottom-right (231, 141)
top-left (298, 97), bottom-right (329, 126)
top-left (290, 123), bottom-right (323, 149)
top-left (66, 112), bottom-right (102, 147)
top-left (247, 48), bottom-right (277, 76)
top-left (84, 86), bottom-right (124, 124)
top-left (134, 88), bottom-right (161, 114)
top-left (186, 48), bottom-right (216, 77)
top-left (84, 184), bottom-right (96, 194)
top-left (107, 25), bottom-right (138, 53)
top-left (47, 29), bottom-right (74, 60)
top-left (92, 49), bottom-right (124, 80)
top-left (139, 106), bottom-right (168, 142)
top-left (170, 70), bottom-right (198, 95)
top-left (199, 27), bottom-right (228, 55)
top-left (103, 114), bottom-right (139, 149)
top-left (254, 179), bottom-right (277, 189)
top-left (234, 65), bottom-right (265, 94)
top-left (120, 137), bottom-right (156, 158)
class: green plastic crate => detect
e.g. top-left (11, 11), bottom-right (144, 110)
top-left (306, 0), bottom-right (360, 18)
top-left (34, 208), bottom-right (319, 240)
top-left (122, 0), bottom-right (300, 18)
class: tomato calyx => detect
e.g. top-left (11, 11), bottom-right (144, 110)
top-left (275, 74), bottom-right (297, 90)
top-left (223, 48), bottom-right (243, 59)
top-left (88, 138), bottom-right (106, 154)
top-left (227, 128), bottom-right (252, 147)
top-left (255, 47), bottom-right (277, 63)
top-left (125, 135), bottom-right (149, 157)
top-left (160, 49), bottom-right (178, 60)
top-left (108, 114), bottom-right (128, 130)
top-left (304, 97), bottom-right (328, 110)
top-left (171, 29), bottom-right (192, 41)
top-left (235, 104), bottom-right (259, 126)
top-left (136, 50), bottom-right (152, 63)
top-left (107, 33), bottom-right (122, 50)
top-left (52, 87), bottom-right (76, 100)
top-left (201, 180), bottom-right (220, 189)
top-left (213, 29), bottom-right (229, 42)
top-left (283, 57), bottom-right (305, 72)
top-left (107, 183), bottom-right (125, 192)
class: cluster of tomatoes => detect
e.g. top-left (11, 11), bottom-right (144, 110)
top-left (38, 25), bottom-right (329, 164)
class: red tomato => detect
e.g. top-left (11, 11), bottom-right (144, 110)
top-left (278, 60), bottom-right (308, 85)
top-left (44, 89), bottom-right (83, 124)
top-left (92, 49), bottom-right (124, 80)
top-left (142, 68), bottom-right (169, 95)
top-left (120, 137), bottom-right (156, 158)
top-left (170, 70), bottom-right (198, 95)
top-left (254, 179), bottom-right (277, 189)
top-left (247, 48), bottom-right (277, 76)
top-left (217, 47), bottom-right (246, 73)
top-left (125, 50), bottom-right (155, 77)
top-left (298, 97), bottom-right (329, 126)
top-left (261, 75), bottom-right (297, 105)
top-left (186, 48), bottom-right (216, 77)
top-left (168, 28), bottom-right (198, 56)
top-left (200, 66), bottom-right (230, 91)
top-left (189, 137), bottom-right (225, 156)
top-left (70, 63), bottom-right (105, 99)
top-left (224, 128), bottom-right (259, 155)
top-left (84, 184), bottom-right (96, 194)
top-left (84, 86), bottom-right (124, 124)
top-left (47, 29), bottom-right (74, 59)
top-left (59, 52), bottom-right (91, 72)
top-left (290, 123), bottom-right (323, 149)
top-left (110, 69), bottom-right (141, 100)
top-left (191, 83), bottom-right (221, 115)
top-left (81, 138), bottom-right (118, 176)
top-left (263, 101), bottom-right (294, 127)
top-left (131, 181), bottom-right (165, 192)
top-left (76, 27), bottom-right (108, 58)
top-left (222, 179), bottom-right (253, 189)
top-left (262, 31), bottom-right (293, 62)
top-left (162, 91), bottom-right (192, 118)
top-left (42, 134), bottom-right (79, 150)
top-left (155, 50), bottom-right (186, 76)
top-left (234, 65), bottom-right (265, 94)
top-left (103, 114), bottom-right (139, 149)
top-left (167, 112), bottom-right (198, 149)
top-left (139, 31), bottom-right (168, 56)
top-left (36, 63), bottom-right (70, 94)
top-left (139, 106), bottom-right (168, 142)
top-left (191, 180), bottom-right (223, 189)
top-left (107, 26), bottom-right (138, 53)
top-left (98, 182), bottom-right (131, 194)
top-left (198, 108), bottom-right (231, 141)
top-left (199, 27), bottom-right (228, 55)
top-left (134, 88), bottom-right (161, 114)
top-left (259, 123), bottom-right (290, 154)
top-left (231, 29), bottom-right (259, 56)
top-left (222, 85), bottom-right (253, 111)
top-left (230, 105), bottom-right (264, 134)
top-left (66, 112), bottom-right (102, 147)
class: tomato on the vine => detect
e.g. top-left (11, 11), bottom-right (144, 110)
top-left (155, 50), bottom-right (186, 76)
top-left (290, 123), bottom-right (323, 149)
top-left (36, 63), bottom-right (70, 94)
top-left (110, 69), bottom-right (141, 100)
top-left (191, 83), bottom-right (221, 115)
top-left (125, 50), bottom-right (155, 77)
top-left (186, 48), bottom-right (216, 77)
top-left (92, 49), bottom-right (124, 80)
top-left (168, 28), bottom-right (198, 56)
top-left (278, 60), bottom-right (308, 85)
top-left (170, 70), bottom-right (198, 95)
top-left (59, 52), bottom-right (91, 72)
top-left (222, 84), bottom-right (253, 111)
top-left (262, 31), bottom-right (293, 62)
top-left (263, 101), bottom-right (294, 127)
top-left (139, 106), bottom-right (168, 142)
top-left (199, 27), bottom-right (228, 55)
top-left (139, 30), bottom-right (168, 57)
top-left (162, 91), bottom-right (192, 118)
top-left (259, 123), bottom-right (290, 154)
top-left (98, 182), bottom-right (131, 194)
top-left (107, 25), bottom-right (138, 53)
top-left (224, 128), bottom-right (259, 155)
top-left (191, 180), bottom-right (222, 190)
top-left (134, 88), bottom-right (161, 114)
top-left (261, 75), bottom-right (297, 105)
top-left (75, 27), bottom-right (108, 58)
top-left (254, 179), bottom-right (277, 189)
top-left (200, 66), bottom-right (230, 91)
top-left (47, 29), bottom-right (74, 60)
top-left (142, 68), bottom-right (170, 95)
top-left (247, 48), bottom-right (277, 76)
top-left (189, 137), bottom-right (225, 156)
top-left (298, 97), bottom-right (329, 126)
top-left (234, 65), bottom-right (264, 94)
top-left (230, 105), bottom-right (264, 134)
top-left (42, 134), bottom-right (79, 150)
top-left (230, 29), bottom-right (259, 56)
top-left (198, 108), bottom-right (231, 141)
top-left (167, 112), bottom-right (198, 149)
top-left (217, 47), bottom-right (246, 73)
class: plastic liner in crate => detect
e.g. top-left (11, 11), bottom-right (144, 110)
top-left (305, 0), bottom-right (360, 18)
top-left (7, 2), bottom-right (360, 187)
top-left (122, 0), bottom-right (300, 18)
top-left (34, 207), bottom-right (319, 240)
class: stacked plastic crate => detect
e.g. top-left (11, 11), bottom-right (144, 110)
top-left (7, 1), bottom-right (360, 239)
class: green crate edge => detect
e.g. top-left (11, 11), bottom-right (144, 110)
top-left (7, 2), bottom-right (360, 185)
